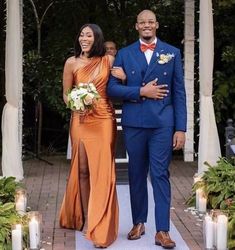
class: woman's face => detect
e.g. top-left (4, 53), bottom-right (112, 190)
top-left (79, 26), bottom-right (95, 54)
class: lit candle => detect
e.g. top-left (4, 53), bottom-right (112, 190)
top-left (216, 214), bottom-right (228, 250)
top-left (199, 196), bottom-right (207, 213)
top-left (196, 188), bottom-right (203, 210)
top-left (15, 196), bottom-right (26, 213)
top-left (204, 215), bottom-right (214, 249)
top-left (213, 220), bottom-right (217, 247)
top-left (15, 189), bottom-right (27, 215)
top-left (193, 174), bottom-right (201, 184)
top-left (29, 217), bottom-right (40, 249)
top-left (12, 224), bottom-right (22, 250)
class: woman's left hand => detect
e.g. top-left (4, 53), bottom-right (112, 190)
top-left (110, 66), bottom-right (126, 82)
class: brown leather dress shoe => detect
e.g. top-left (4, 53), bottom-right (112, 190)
top-left (155, 231), bottom-right (176, 249)
top-left (127, 223), bottom-right (145, 240)
top-left (94, 245), bottom-right (106, 249)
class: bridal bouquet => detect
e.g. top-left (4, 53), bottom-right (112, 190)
top-left (67, 83), bottom-right (100, 113)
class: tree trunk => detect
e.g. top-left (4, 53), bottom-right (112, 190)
top-left (28, 0), bottom-right (53, 155)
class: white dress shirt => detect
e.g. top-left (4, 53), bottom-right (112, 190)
top-left (139, 37), bottom-right (157, 64)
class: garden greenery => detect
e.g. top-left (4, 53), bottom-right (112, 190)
top-left (187, 158), bottom-right (235, 249)
top-left (0, 177), bottom-right (28, 249)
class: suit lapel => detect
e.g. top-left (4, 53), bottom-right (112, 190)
top-left (131, 41), bottom-right (148, 73)
top-left (143, 39), bottom-right (165, 82)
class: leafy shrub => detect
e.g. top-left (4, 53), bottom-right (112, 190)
top-left (0, 177), bottom-right (24, 204)
top-left (186, 158), bottom-right (235, 249)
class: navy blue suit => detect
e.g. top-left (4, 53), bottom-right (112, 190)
top-left (107, 39), bottom-right (187, 231)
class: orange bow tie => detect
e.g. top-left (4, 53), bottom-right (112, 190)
top-left (140, 43), bottom-right (156, 52)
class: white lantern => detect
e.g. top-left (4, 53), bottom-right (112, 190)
top-left (28, 211), bottom-right (42, 249)
top-left (15, 188), bottom-right (27, 215)
top-left (12, 224), bottom-right (22, 250)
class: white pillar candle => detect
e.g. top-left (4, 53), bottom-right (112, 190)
top-left (194, 174), bottom-right (201, 183)
top-left (213, 220), bottom-right (217, 248)
top-left (216, 214), bottom-right (228, 250)
top-left (15, 188), bottom-right (27, 215)
top-left (196, 188), bottom-right (203, 210)
top-left (204, 215), bottom-right (214, 249)
top-left (29, 217), bottom-right (40, 249)
top-left (199, 196), bottom-right (207, 213)
top-left (12, 224), bottom-right (22, 250)
top-left (15, 195), bottom-right (27, 214)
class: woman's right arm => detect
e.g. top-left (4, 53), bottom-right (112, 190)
top-left (63, 57), bottom-right (74, 105)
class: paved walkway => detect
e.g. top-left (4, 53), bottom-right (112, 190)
top-left (19, 156), bottom-right (203, 249)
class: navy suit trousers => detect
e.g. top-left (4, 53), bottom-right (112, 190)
top-left (123, 126), bottom-right (174, 231)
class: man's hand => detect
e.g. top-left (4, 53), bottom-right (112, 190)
top-left (110, 66), bottom-right (127, 82)
top-left (140, 79), bottom-right (169, 99)
top-left (173, 131), bottom-right (186, 150)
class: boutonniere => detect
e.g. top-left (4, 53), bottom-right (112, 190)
top-left (156, 52), bottom-right (175, 64)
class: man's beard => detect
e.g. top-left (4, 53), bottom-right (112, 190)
top-left (142, 36), bottom-right (152, 41)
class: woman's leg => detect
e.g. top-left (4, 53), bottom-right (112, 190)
top-left (79, 142), bottom-right (90, 234)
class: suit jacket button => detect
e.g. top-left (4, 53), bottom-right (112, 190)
top-left (142, 97), bottom-right (146, 101)
top-left (142, 82), bottom-right (145, 86)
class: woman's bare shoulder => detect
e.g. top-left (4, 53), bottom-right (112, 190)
top-left (64, 56), bottom-right (80, 72)
top-left (65, 56), bottom-right (76, 65)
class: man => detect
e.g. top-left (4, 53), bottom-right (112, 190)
top-left (104, 40), bottom-right (117, 56)
top-left (107, 10), bottom-right (187, 249)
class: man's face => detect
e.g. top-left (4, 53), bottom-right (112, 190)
top-left (135, 11), bottom-right (159, 42)
top-left (105, 42), bottom-right (117, 56)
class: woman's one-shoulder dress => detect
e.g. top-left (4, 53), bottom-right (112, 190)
top-left (59, 55), bottom-right (119, 247)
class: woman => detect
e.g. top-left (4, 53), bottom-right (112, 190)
top-left (59, 24), bottom-right (122, 248)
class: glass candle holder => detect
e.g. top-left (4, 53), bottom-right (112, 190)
top-left (11, 224), bottom-right (22, 250)
top-left (15, 188), bottom-right (27, 215)
top-left (210, 210), bottom-right (228, 250)
top-left (193, 174), bottom-right (203, 210)
top-left (28, 211), bottom-right (42, 250)
top-left (193, 173), bottom-right (202, 184)
top-left (196, 188), bottom-right (207, 213)
top-left (203, 213), bottom-right (214, 250)
top-left (196, 188), bottom-right (202, 210)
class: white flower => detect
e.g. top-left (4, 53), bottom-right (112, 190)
top-left (78, 82), bottom-right (86, 87)
top-left (88, 83), bottom-right (97, 92)
top-left (66, 82), bottom-right (100, 112)
top-left (77, 87), bottom-right (87, 96)
top-left (84, 93), bottom-right (95, 105)
top-left (74, 99), bottom-right (85, 111)
top-left (70, 89), bottom-right (80, 100)
top-left (157, 53), bottom-right (175, 64)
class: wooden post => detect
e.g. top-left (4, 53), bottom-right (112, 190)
top-left (184, 0), bottom-right (195, 162)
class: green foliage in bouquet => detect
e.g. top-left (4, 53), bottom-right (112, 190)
top-left (0, 202), bottom-right (29, 250)
top-left (186, 158), bottom-right (235, 249)
top-left (0, 177), bottom-right (24, 204)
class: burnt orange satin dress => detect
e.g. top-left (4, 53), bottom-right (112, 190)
top-left (59, 55), bottom-right (119, 247)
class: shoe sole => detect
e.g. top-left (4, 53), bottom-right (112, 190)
top-left (155, 241), bottom-right (176, 249)
top-left (127, 231), bottom-right (145, 240)
top-left (94, 245), bottom-right (107, 248)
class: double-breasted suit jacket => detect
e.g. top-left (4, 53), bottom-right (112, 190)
top-left (107, 38), bottom-right (187, 131)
